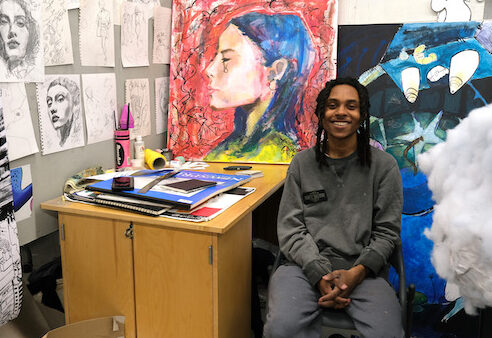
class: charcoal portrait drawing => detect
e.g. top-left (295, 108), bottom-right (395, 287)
top-left (46, 77), bottom-right (82, 147)
top-left (0, 0), bottom-right (40, 80)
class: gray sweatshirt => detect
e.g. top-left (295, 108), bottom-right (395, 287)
top-left (277, 147), bottom-right (403, 286)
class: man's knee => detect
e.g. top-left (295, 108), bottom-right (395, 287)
top-left (263, 311), bottom-right (303, 338)
top-left (265, 265), bottom-right (321, 337)
top-left (348, 277), bottom-right (404, 338)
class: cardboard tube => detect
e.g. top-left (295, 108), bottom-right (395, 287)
top-left (145, 149), bottom-right (167, 169)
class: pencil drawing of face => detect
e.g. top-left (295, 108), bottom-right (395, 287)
top-left (0, 0), bottom-right (38, 71)
top-left (47, 85), bottom-right (71, 129)
top-left (46, 77), bottom-right (80, 147)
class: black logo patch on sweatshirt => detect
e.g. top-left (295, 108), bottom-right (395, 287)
top-left (302, 190), bottom-right (327, 204)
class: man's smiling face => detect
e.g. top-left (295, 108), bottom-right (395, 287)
top-left (322, 84), bottom-right (361, 143)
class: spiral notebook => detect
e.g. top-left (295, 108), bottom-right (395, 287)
top-left (65, 190), bottom-right (170, 216)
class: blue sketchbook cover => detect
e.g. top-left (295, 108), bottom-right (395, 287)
top-left (87, 170), bottom-right (251, 210)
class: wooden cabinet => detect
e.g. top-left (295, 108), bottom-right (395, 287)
top-left (59, 214), bottom-right (136, 336)
top-left (58, 213), bottom-right (251, 338)
top-left (133, 222), bottom-right (215, 338)
top-left (43, 163), bottom-right (287, 338)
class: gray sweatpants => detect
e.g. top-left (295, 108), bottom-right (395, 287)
top-left (264, 264), bottom-right (404, 338)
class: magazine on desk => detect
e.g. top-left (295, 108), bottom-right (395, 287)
top-left (161, 187), bottom-right (256, 222)
top-left (86, 170), bottom-right (252, 210)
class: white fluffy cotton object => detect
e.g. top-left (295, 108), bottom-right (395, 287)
top-left (418, 104), bottom-right (492, 314)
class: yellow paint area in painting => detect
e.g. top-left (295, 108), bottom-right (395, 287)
top-left (246, 95), bottom-right (273, 137)
top-left (414, 44), bottom-right (437, 65)
top-left (205, 131), bottom-right (298, 163)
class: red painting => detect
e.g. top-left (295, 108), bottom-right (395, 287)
top-left (169, 0), bottom-right (337, 163)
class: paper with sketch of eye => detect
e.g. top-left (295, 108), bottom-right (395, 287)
top-left (11, 165), bottom-right (33, 222)
top-left (80, 0), bottom-right (115, 67)
top-left (0, 0), bottom-right (44, 82)
top-left (37, 74), bottom-right (85, 155)
top-left (43, 0), bottom-right (74, 66)
top-left (153, 6), bottom-right (172, 64)
top-left (125, 78), bottom-right (151, 138)
top-left (121, 1), bottom-right (149, 67)
top-left (82, 73), bottom-right (117, 144)
top-left (155, 77), bottom-right (169, 135)
top-left (1, 83), bottom-right (39, 161)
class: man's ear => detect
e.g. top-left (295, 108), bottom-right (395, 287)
top-left (267, 58), bottom-right (288, 82)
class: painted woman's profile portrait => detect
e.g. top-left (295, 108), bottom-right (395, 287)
top-left (168, 1), bottom-right (337, 163)
top-left (0, 0), bottom-right (39, 79)
top-left (204, 12), bottom-right (315, 162)
top-left (46, 77), bottom-right (82, 147)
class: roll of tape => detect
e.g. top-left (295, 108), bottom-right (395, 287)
top-left (144, 149), bottom-right (167, 169)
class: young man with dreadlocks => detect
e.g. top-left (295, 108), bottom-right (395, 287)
top-left (264, 77), bottom-right (404, 337)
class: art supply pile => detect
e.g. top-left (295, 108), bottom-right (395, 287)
top-left (64, 169), bottom-right (255, 221)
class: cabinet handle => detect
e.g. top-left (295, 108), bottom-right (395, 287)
top-left (60, 224), bottom-right (65, 241)
top-left (125, 222), bottom-right (134, 239)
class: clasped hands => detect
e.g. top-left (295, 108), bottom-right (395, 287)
top-left (317, 264), bottom-right (367, 309)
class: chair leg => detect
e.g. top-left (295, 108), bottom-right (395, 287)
top-left (251, 279), bottom-right (263, 337)
top-left (478, 307), bottom-right (492, 338)
top-left (405, 284), bottom-right (416, 338)
top-left (252, 246), bottom-right (264, 338)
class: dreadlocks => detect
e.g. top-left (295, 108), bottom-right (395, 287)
top-left (314, 77), bottom-right (372, 167)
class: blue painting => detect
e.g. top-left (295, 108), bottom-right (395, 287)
top-left (338, 22), bottom-right (492, 337)
top-left (11, 165), bottom-right (33, 221)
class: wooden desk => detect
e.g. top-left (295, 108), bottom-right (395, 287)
top-left (41, 163), bottom-right (287, 338)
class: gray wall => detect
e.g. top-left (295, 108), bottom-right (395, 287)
top-left (12, 0), bottom-right (171, 245)
top-left (485, 0), bottom-right (492, 19)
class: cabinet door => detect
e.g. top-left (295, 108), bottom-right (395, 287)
top-left (214, 214), bottom-right (252, 338)
top-left (59, 214), bottom-right (136, 338)
top-left (133, 223), bottom-right (213, 338)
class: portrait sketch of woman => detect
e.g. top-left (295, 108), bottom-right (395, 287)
top-left (168, 0), bottom-right (337, 163)
top-left (37, 74), bottom-right (85, 155)
top-left (0, 0), bottom-right (43, 82)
